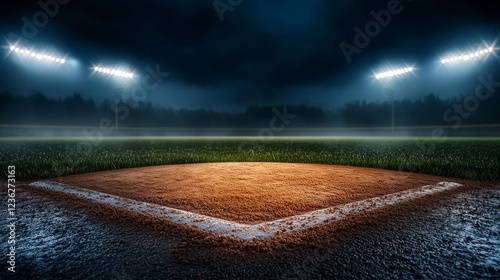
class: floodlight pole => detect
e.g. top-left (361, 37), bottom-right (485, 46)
top-left (386, 89), bottom-right (395, 134)
top-left (375, 67), bottom-right (413, 135)
top-left (114, 88), bottom-right (123, 135)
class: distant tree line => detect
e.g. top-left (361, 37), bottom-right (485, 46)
top-left (1, 91), bottom-right (499, 128)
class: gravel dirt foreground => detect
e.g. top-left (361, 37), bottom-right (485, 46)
top-left (3, 163), bottom-right (499, 279)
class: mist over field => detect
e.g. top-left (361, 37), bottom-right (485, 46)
top-left (1, 90), bottom-right (500, 137)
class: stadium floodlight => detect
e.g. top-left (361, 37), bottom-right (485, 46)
top-left (440, 46), bottom-right (495, 64)
top-left (375, 67), bottom-right (413, 79)
top-left (93, 65), bottom-right (134, 79)
top-left (8, 44), bottom-right (66, 64)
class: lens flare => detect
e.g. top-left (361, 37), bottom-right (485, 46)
top-left (375, 67), bottom-right (414, 79)
top-left (8, 45), bottom-right (66, 64)
top-left (93, 65), bottom-right (134, 79)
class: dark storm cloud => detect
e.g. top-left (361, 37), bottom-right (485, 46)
top-left (1, 0), bottom-right (499, 110)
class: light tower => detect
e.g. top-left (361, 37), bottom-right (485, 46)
top-left (374, 66), bottom-right (414, 134)
top-left (92, 65), bottom-right (135, 135)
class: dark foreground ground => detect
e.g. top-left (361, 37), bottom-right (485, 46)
top-left (1, 184), bottom-right (499, 279)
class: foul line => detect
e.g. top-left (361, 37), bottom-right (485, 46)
top-left (29, 181), bottom-right (462, 241)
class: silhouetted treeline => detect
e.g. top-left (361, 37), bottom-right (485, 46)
top-left (1, 91), bottom-right (499, 128)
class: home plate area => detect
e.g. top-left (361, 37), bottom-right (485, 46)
top-left (30, 162), bottom-right (463, 241)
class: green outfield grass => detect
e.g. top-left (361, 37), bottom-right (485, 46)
top-left (1, 137), bottom-right (499, 181)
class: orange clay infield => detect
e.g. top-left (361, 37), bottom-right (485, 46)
top-left (49, 162), bottom-right (460, 224)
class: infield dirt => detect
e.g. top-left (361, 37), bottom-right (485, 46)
top-left (48, 162), bottom-right (466, 224)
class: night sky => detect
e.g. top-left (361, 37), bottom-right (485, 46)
top-left (1, 0), bottom-right (499, 112)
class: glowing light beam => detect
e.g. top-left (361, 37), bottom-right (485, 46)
top-left (440, 46), bottom-right (495, 64)
top-left (93, 65), bottom-right (134, 79)
top-left (375, 67), bottom-right (414, 79)
top-left (9, 44), bottom-right (66, 64)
